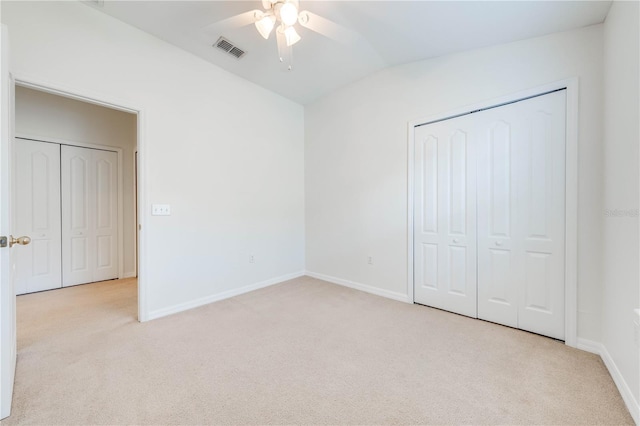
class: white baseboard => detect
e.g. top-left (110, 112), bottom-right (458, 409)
top-left (305, 271), bottom-right (411, 303)
top-left (147, 270), bottom-right (305, 321)
top-left (577, 338), bottom-right (639, 424)
top-left (122, 271), bottom-right (137, 279)
top-left (576, 337), bottom-right (602, 354)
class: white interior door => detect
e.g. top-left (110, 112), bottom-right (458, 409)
top-left (514, 91), bottom-right (566, 340)
top-left (414, 117), bottom-right (477, 318)
top-left (14, 139), bottom-right (61, 295)
top-left (0, 24), bottom-right (16, 420)
top-left (476, 91), bottom-right (566, 339)
top-left (62, 146), bottom-right (118, 287)
top-left (475, 105), bottom-right (522, 329)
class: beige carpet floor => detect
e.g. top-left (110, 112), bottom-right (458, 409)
top-left (2, 276), bottom-right (633, 425)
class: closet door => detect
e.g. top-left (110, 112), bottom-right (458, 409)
top-left (92, 149), bottom-right (119, 282)
top-left (414, 117), bottom-right (477, 318)
top-left (477, 90), bottom-right (566, 340)
top-left (14, 139), bottom-right (62, 294)
top-left (475, 105), bottom-right (521, 329)
top-left (514, 91), bottom-right (566, 340)
top-left (62, 146), bottom-right (118, 287)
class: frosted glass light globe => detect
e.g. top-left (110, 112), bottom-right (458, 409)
top-left (279, 2), bottom-right (298, 26)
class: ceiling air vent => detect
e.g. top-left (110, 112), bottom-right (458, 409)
top-left (214, 37), bottom-right (246, 60)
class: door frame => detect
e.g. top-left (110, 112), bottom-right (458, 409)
top-left (406, 78), bottom-right (579, 347)
top-left (14, 135), bottom-right (127, 283)
top-left (13, 76), bottom-right (149, 321)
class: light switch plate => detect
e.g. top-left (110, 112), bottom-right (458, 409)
top-left (151, 204), bottom-right (171, 216)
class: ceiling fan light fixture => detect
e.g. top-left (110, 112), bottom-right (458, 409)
top-left (279, 2), bottom-right (299, 27)
top-left (283, 25), bottom-right (301, 46)
top-left (254, 12), bottom-right (275, 39)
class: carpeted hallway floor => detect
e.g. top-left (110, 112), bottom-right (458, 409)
top-left (3, 276), bottom-right (633, 424)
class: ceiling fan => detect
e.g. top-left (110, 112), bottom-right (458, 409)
top-left (203, 0), bottom-right (358, 71)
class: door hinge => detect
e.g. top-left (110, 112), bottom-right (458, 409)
top-left (0, 236), bottom-right (7, 248)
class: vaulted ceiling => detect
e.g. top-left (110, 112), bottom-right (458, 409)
top-left (87, 1), bottom-right (612, 104)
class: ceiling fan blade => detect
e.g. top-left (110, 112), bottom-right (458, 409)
top-left (297, 11), bottom-right (360, 45)
top-left (201, 10), bottom-right (260, 36)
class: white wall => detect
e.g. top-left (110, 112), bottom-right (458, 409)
top-left (15, 86), bottom-right (138, 278)
top-left (1, 1), bottom-right (305, 318)
top-left (602, 0), bottom-right (640, 416)
top-left (305, 25), bottom-right (604, 341)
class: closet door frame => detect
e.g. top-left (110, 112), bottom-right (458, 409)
top-left (407, 78), bottom-right (579, 348)
top-left (14, 134), bottom-right (125, 283)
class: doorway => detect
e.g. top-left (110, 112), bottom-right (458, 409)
top-left (12, 84), bottom-right (140, 315)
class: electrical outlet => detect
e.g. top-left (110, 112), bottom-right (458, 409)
top-left (367, 256), bottom-right (373, 265)
top-left (249, 255), bottom-right (255, 264)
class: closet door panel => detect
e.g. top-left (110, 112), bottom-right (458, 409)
top-left (477, 113), bottom-right (519, 328)
top-left (415, 130), bottom-right (442, 300)
top-left (516, 91), bottom-right (566, 340)
top-left (414, 120), bottom-right (477, 318)
top-left (62, 146), bottom-right (93, 286)
top-left (62, 146), bottom-right (118, 286)
top-left (93, 151), bottom-right (118, 282)
top-left (14, 139), bottom-right (62, 294)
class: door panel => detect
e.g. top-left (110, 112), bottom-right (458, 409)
top-left (63, 149), bottom-right (92, 286)
top-left (62, 145), bottom-right (118, 287)
top-left (93, 151), bottom-right (118, 282)
top-left (449, 131), bottom-right (467, 235)
top-left (477, 112), bottom-right (519, 328)
top-left (1, 25), bottom-right (15, 419)
top-left (516, 91), bottom-right (566, 340)
top-left (414, 119), bottom-right (477, 318)
top-left (488, 122), bottom-right (512, 237)
top-left (13, 139), bottom-right (61, 294)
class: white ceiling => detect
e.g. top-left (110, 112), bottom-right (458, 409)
top-left (88, 1), bottom-right (612, 104)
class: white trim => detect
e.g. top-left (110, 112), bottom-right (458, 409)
top-left (306, 271), bottom-right (411, 303)
top-left (576, 337), bottom-right (602, 354)
top-left (407, 78), bottom-right (579, 347)
top-left (131, 148), bottom-right (138, 279)
top-left (16, 133), bottom-right (120, 153)
top-left (12, 74), bottom-right (148, 322)
top-left (15, 77), bottom-right (138, 115)
top-left (407, 121), bottom-right (416, 305)
top-left (15, 133), bottom-right (127, 281)
top-left (563, 78), bottom-right (579, 348)
top-left (147, 271), bottom-right (306, 321)
top-left (576, 338), bottom-right (640, 423)
top-left (136, 111), bottom-right (147, 321)
top-left (122, 271), bottom-right (137, 279)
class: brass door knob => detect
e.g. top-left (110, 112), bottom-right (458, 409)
top-left (9, 235), bottom-right (31, 247)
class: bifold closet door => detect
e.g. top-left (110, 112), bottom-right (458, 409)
top-left (476, 91), bottom-right (566, 340)
top-left (14, 139), bottom-right (62, 294)
top-left (414, 90), bottom-right (566, 340)
top-left (62, 145), bottom-right (118, 287)
top-left (414, 117), bottom-right (478, 317)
